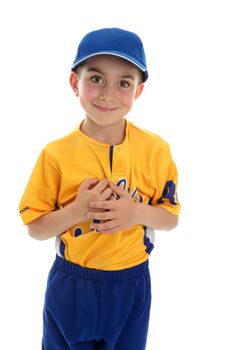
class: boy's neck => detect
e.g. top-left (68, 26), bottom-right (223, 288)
top-left (80, 118), bottom-right (126, 145)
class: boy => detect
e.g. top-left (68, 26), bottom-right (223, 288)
top-left (19, 28), bottom-right (180, 350)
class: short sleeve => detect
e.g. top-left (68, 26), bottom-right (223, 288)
top-left (19, 148), bottom-right (60, 224)
top-left (150, 144), bottom-right (180, 216)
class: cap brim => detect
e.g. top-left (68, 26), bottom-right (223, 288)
top-left (71, 51), bottom-right (148, 81)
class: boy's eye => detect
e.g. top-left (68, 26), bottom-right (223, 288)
top-left (91, 75), bottom-right (103, 84)
top-left (119, 80), bottom-right (130, 88)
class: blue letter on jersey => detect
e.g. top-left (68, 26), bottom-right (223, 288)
top-left (158, 180), bottom-right (177, 205)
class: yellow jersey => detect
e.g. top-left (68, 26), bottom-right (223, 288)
top-left (19, 120), bottom-right (180, 270)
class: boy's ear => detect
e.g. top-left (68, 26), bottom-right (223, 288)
top-left (70, 71), bottom-right (79, 97)
top-left (134, 83), bottom-right (144, 100)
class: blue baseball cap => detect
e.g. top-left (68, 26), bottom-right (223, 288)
top-left (71, 28), bottom-right (148, 82)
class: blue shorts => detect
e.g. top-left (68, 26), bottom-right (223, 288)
top-left (42, 256), bottom-right (151, 350)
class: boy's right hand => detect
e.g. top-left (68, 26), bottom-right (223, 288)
top-left (73, 178), bottom-right (113, 222)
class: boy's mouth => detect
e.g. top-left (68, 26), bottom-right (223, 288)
top-left (93, 104), bottom-right (119, 113)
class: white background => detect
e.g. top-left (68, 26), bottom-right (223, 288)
top-left (0, 0), bottom-right (226, 349)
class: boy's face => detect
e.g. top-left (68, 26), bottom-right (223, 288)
top-left (70, 55), bottom-right (144, 128)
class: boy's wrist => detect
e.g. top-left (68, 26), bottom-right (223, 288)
top-left (133, 202), bottom-right (145, 225)
top-left (65, 201), bottom-right (85, 226)
top-left (133, 202), bottom-right (155, 227)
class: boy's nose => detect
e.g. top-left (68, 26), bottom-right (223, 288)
top-left (98, 85), bottom-right (116, 102)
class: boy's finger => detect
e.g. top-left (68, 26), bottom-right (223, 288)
top-left (90, 219), bottom-right (119, 232)
top-left (89, 200), bottom-right (114, 210)
top-left (99, 187), bottom-right (113, 201)
top-left (93, 178), bottom-right (109, 193)
top-left (80, 178), bottom-right (99, 190)
top-left (109, 182), bottom-right (125, 198)
top-left (87, 211), bottom-right (114, 221)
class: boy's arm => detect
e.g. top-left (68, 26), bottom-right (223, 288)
top-left (27, 201), bottom-right (83, 240)
top-left (28, 178), bottom-right (112, 240)
top-left (133, 202), bottom-right (178, 230)
top-left (87, 182), bottom-right (178, 234)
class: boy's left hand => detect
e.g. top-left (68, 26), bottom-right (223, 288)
top-left (87, 182), bottom-right (138, 234)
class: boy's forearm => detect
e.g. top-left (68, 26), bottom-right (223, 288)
top-left (27, 202), bottom-right (83, 240)
top-left (135, 202), bottom-right (178, 231)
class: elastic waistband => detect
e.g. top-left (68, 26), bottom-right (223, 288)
top-left (53, 255), bottom-right (149, 281)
